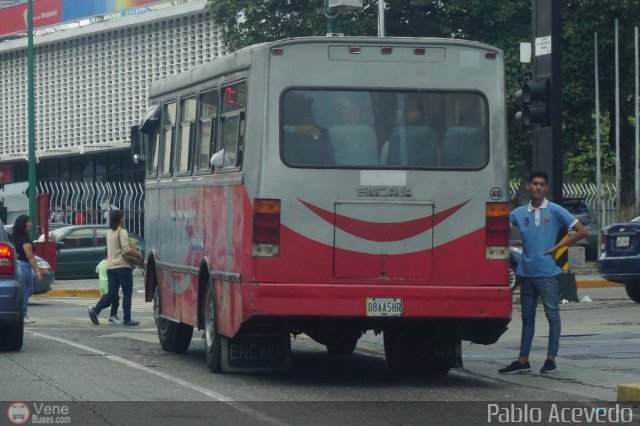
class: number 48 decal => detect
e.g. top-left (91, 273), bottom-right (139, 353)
top-left (490, 187), bottom-right (503, 200)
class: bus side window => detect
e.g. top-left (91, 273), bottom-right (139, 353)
top-left (160, 101), bottom-right (177, 176)
top-left (147, 132), bottom-right (160, 177)
top-left (176, 97), bottom-right (197, 174)
top-left (197, 90), bottom-right (218, 171)
top-left (218, 81), bottom-right (247, 170)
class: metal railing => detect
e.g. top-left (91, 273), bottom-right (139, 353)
top-left (37, 180), bottom-right (145, 237)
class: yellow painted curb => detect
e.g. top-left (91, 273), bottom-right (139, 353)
top-left (34, 289), bottom-right (101, 298)
top-left (576, 280), bottom-right (624, 289)
top-left (617, 384), bottom-right (640, 402)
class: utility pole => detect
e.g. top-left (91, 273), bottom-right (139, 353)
top-left (531, 0), bottom-right (562, 202)
top-left (27, 0), bottom-right (37, 239)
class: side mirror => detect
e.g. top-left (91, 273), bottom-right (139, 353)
top-left (56, 242), bottom-right (64, 251)
top-left (210, 149), bottom-right (225, 168)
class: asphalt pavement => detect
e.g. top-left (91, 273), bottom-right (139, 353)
top-left (32, 268), bottom-right (639, 404)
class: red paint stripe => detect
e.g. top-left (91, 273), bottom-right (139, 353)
top-left (299, 199), bottom-right (469, 242)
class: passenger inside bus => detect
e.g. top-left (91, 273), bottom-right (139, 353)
top-left (327, 94), bottom-right (378, 166)
top-left (440, 99), bottom-right (486, 168)
top-left (381, 99), bottom-right (438, 167)
top-left (281, 92), bottom-right (333, 166)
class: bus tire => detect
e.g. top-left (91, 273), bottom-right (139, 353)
top-left (154, 285), bottom-right (193, 354)
top-left (204, 283), bottom-right (222, 373)
top-left (326, 335), bottom-right (359, 356)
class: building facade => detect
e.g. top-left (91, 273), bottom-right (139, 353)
top-left (0, 0), bottom-right (224, 229)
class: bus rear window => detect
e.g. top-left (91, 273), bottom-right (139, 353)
top-left (281, 89), bottom-right (487, 169)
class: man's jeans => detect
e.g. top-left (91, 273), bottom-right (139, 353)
top-left (519, 275), bottom-right (561, 358)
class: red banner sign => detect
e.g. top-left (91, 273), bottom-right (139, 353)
top-left (0, 0), bottom-right (62, 36)
top-left (0, 164), bottom-right (12, 184)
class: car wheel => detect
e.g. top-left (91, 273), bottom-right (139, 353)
top-left (155, 285), bottom-right (193, 353)
top-left (0, 320), bottom-right (24, 351)
top-left (624, 283), bottom-right (640, 304)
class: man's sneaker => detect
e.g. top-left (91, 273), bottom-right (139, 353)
top-left (498, 360), bottom-right (532, 374)
top-left (23, 317), bottom-right (35, 324)
top-left (108, 316), bottom-right (123, 325)
top-left (123, 320), bottom-right (140, 326)
top-left (88, 307), bottom-right (99, 325)
top-left (540, 359), bottom-right (557, 374)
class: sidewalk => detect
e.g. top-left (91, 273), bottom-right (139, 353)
top-left (35, 270), bottom-right (146, 298)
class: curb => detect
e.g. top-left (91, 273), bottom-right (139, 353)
top-left (617, 384), bottom-right (640, 402)
top-left (35, 289), bottom-right (101, 298)
top-left (575, 280), bottom-right (624, 289)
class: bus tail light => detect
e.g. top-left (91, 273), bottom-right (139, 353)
top-left (486, 202), bottom-right (509, 259)
top-left (0, 243), bottom-right (15, 275)
top-left (252, 199), bottom-right (281, 257)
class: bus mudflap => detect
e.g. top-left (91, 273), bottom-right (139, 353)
top-left (220, 320), bottom-right (291, 373)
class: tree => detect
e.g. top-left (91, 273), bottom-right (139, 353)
top-left (207, 1), bottom-right (640, 216)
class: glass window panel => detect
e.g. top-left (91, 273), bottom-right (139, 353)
top-left (182, 97), bottom-right (197, 122)
top-left (222, 115), bottom-right (240, 168)
top-left (198, 119), bottom-right (214, 170)
top-left (200, 90), bottom-right (218, 118)
top-left (61, 229), bottom-right (94, 248)
top-left (222, 81), bottom-right (247, 114)
top-left (162, 128), bottom-right (173, 174)
top-left (177, 125), bottom-right (192, 173)
top-left (280, 89), bottom-right (487, 169)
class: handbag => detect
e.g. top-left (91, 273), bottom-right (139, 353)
top-left (117, 228), bottom-right (141, 266)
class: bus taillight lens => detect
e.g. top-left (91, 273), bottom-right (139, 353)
top-left (486, 202), bottom-right (509, 259)
top-left (0, 243), bottom-right (15, 275)
top-left (253, 199), bottom-right (281, 257)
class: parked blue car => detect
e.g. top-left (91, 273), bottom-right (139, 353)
top-left (0, 220), bottom-right (23, 351)
top-left (597, 216), bottom-right (640, 303)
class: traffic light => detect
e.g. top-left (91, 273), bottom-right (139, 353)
top-left (514, 78), bottom-right (551, 127)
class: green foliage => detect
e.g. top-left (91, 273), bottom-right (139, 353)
top-left (207, 0), bottom-right (640, 200)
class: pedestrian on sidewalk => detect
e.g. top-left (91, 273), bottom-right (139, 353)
top-left (12, 215), bottom-right (42, 324)
top-left (499, 171), bottom-right (588, 375)
top-left (88, 210), bottom-right (142, 326)
top-left (96, 248), bottom-right (121, 325)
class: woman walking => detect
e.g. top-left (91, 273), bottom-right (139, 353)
top-left (88, 210), bottom-right (142, 326)
top-left (12, 215), bottom-right (42, 324)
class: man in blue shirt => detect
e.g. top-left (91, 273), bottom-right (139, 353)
top-left (499, 171), bottom-right (588, 374)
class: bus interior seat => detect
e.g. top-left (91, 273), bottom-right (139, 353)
top-left (441, 127), bottom-right (485, 168)
top-left (329, 125), bottom-right (379, 166)
top-left (282, 126), bottom-right (332, 165)
top-left (386, 126), bottom-right (438, 167)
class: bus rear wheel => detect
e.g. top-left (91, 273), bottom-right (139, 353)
top-left (154, 285), bottom-right (193, 353)
top-left (204, 283), bottom-right (222, 373)
top-left (325, 334), bottom-right (359, 356)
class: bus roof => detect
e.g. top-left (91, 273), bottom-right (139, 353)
top-left (148, 36), bottom-right (502, 99)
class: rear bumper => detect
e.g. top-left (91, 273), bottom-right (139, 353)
top-left (245, 283), bottom-right (513, 319)
top-left (597, 257), bottom-right (640, 283)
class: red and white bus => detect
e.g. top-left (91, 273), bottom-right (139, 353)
top-left (137, 37), bottom-right (512, 374)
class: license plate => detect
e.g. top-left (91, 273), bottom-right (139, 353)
top-left (616, 236), bottom-right (630, 248)
top-left (366, 298), bottom-right (403, 317)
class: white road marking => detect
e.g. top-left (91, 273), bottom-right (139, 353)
top-left (28, 331), bottom-right (288, 426)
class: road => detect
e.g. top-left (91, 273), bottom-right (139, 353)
top-left (0, 283), bottom-right (638, 425)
